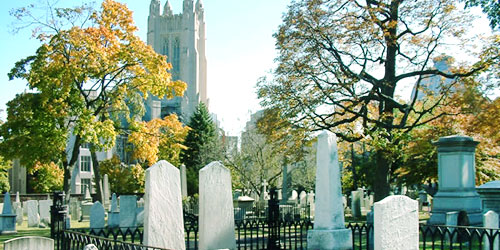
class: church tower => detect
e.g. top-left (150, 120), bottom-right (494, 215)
top-left (147, 0), bottom-right (208, 121)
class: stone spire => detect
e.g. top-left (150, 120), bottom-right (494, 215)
top-left (183, 0), bottom-right (194, 13)
top-left (149, 0), bottom-right (161, 16)
top-left (164, 0), bottom-right (173, 16)
top-left (196, 0), bottom-right (204, 11)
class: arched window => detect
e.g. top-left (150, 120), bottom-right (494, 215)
top-left (163, 39), bottom-right (169, 61)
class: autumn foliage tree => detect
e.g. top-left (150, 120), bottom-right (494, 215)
top-left (258, 0), bottom-right (499, 201)
top-left (2, 0), bottom-right (186, 197)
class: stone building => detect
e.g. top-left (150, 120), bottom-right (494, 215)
top-left (147, 0), bottom-right (208, 122)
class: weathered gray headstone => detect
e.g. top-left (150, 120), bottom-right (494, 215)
top-left (180, 164), bottom-right (188, 198)
top-left (15, 202), bottom-right (23, 225)
top-left (307, 131), bottom-right (352, 249)
top-left (26, 200), bottom-right (40, 228)
top-left (119, 195), bottom-right (137, 228)
top-left (299, 191), bottom-right (307, 207)
top-left (351, 189), bottom-right (362, 218)
top-left (108, 193), bottom-right (119, 228)
top-left (22, 201), bottom-right (28, 216)
top-left (69, 198), bottom-right (79, 221)
top-left (308, 191), bottom-right (315, 218)
top-left (483, 210), bottom-right (499, 250)
top-left (90, 201), bottom-right (105, 229)
top-left (374, 195), bottom-right (418, 250)
top-left (144, 160), bottom-right (185, 250)
top-left (80, 201), bottom-right (92, 221)
top-left (4, 236), bottom-right (54, 250)
top-left (38, 200), bottom-right (52, 224)
top-left (199, 161), bottom-right (236, 250)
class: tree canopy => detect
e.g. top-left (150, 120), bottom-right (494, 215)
top-left (258, 0), bottom-right (499, 201)
top-left (2, 0), bottom-right (186, 194)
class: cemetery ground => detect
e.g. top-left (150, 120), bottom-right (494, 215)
top-left (0, 209), bottom-right (432, 248)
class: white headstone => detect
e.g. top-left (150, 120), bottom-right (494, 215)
top-left (374, 195), bottom-right (419, 250)
top-left (299, 191), bottom-right (307, 206)
top-left (180, 164), bottom-right (188, 198)
top-left (199, 161), bottom-right (236, 250)
top-left (119, 195), bottom-right (137, 228)
top-left (483, 210), bottom-right (499, 250)
top-left (15, 192), bottom-right (20, 203)
top-left (103, 174), bottom-right (110, 210)
top-left (38, 200), bottom-right (52, 224)
top-left (26, 200), bottom-right (40, 227)
top-left (143, 160), bottom-right (185, 250)
top-left (307, 131), bottom-right (352, 249)
top-left (83, 244), bottom-right (99, 250)
top-left (108, 193), bottom-right (119, 228)
top-left (351, 189), bottom-right (362, 218)
top-left (90, 201), bottom-right (105, 229)
top-left (4, 236), bottom-right (54, 250)
top-left (290, 190), bottom-right (298, 201)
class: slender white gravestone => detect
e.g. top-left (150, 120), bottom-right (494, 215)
top-left (374, 195), bottom-right (419, 250)
top-left (108, 193), bottom-right (119, 228)
top-left (103, 174), bottom-right (110, 210)
top-left (483, 210), bottom-right (499, 250)
top-left (39, 199), bottom-right (52, 224)
top-left (199, 162), bottom-right (236, 250)
top-left (90, 201), bottom-right (105, 229)
top-left (4, 236), bottom-right (54, 250)
top-left (27, 200), bottom-right (40, 227)
top-left (119, 195), bottom-right (137, 228)
top-left (180, 164), bottom-right (188, 198)
top-left (307, 131), bottom-right (352, 250)
top-left (144, 160), bottom-right (185, 250)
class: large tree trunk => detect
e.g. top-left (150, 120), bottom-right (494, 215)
top-left (90, 148), bottom-right (103, 202)
top-left (373, 150), bottom-right (391, 202)
top-left (63, 135), bottom-right (82, 194)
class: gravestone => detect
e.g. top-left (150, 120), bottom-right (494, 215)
top-left (199, 162), bottom-right (236, 250)
top-left (143, 160), bottom-right (185, 250)
top-left (103, 174), bottom-right (110, 210)
top-left (428, 135), bottom-right (483, 225)
top-left (89, 201), bottom-right (105, 229)
top-left (483, 210), bottom-right (499, 250)
top-left (307, 191), bottom-right (315, 218)
top-left (22, 201), bottom-right (28, 216)
top-left (119, 195), bottom-right (137, 228)
top-left (69, 198), bottom-right (79, 221)
top-left (374, 195), bottom-right (418, 250)
top-left (307, 131), bottom-right (352, 249)
top-left (180, 164), bottom-right (188, 198)
top-left (13, 192), bottom-right (22, 226)
top-left (0, 192), bottom-right (17, 234)
top-left (289, 190), bottom-right (299, 203)
top-left (38, 199), bottom-right (52, 224)
top-left (26, 200), bottom-right (40, 227)
top-left (4, 236), bottom-right (54, 250)
top-left (351, 189), bottom-right (362, 218)
top-left (80, 186), bottom-right (93, 221)
top-left (477, 180), bottom-right (500, 215)
top-left (83, 244), bottom-right (98, 250)
top-left (299, 191), bottom-right (307, 207)
top-left (108, 193), bottom-right (119, 228)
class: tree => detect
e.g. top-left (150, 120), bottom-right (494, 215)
top-left (99, 155), bottom-right (145, 194)
top-left (128, 114), bottom-right (189, 167)
top-left (4, 0), bottom-right (186, 197)
top-left (258, 0), bottom-right (498, 201)
top-left (463, 0), bottom-right (500, 29)
top-left (180, 103), bottom-right (221, 195)
top-left (0, 156), bottom-right (11, 193)
top-left (29, 161), bottom-right (64, 193)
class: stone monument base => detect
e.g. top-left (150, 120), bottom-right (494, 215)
top-left (307, 228), bottom-right (353, 250)
top-left (428, 210), bottom-right (483, 226)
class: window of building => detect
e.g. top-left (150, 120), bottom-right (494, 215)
top-left (81, 178), bottom-right (91, 194)
top-left (80, 155), bottom-right (91, 172)
top-left (80, 143), bottom-right (90, 149)
top-left (163, 39), bottom-right (170, 60)
top-left (173, 39), bottom-right (180, 72)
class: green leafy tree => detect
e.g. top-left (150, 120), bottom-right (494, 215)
top-left (258, 0), bottom-right (498, 201)
top-left (3, 0), bottom-right (186, 198)
top-left (0, 156), bottom-right (11, 193)
top-left (99, 155), bottom-right (145, 194)
top-left (180, 103), bottom-right (220, 195)
top-left (29, 162), bottom-right (64, 193)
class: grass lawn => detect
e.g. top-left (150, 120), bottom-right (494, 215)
top-left (0, 216), bottom-right (90, 249)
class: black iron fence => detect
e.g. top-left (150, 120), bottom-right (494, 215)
top-left (51, 191), bottom-right (500, 250)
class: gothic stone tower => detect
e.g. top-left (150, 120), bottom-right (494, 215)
top-left (147, 0), bottom-right (208, 121)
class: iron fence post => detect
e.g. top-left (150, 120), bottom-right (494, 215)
top-left (267, 187), bottom-right (281, 250)
top-left (50, 191), bottom-right (67, 250)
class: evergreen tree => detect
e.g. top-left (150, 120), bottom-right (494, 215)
top-left (181, 103), bottom-right (220, 195)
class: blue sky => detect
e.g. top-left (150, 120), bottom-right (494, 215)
top-left (0, 0), bottom-right (292, 135)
